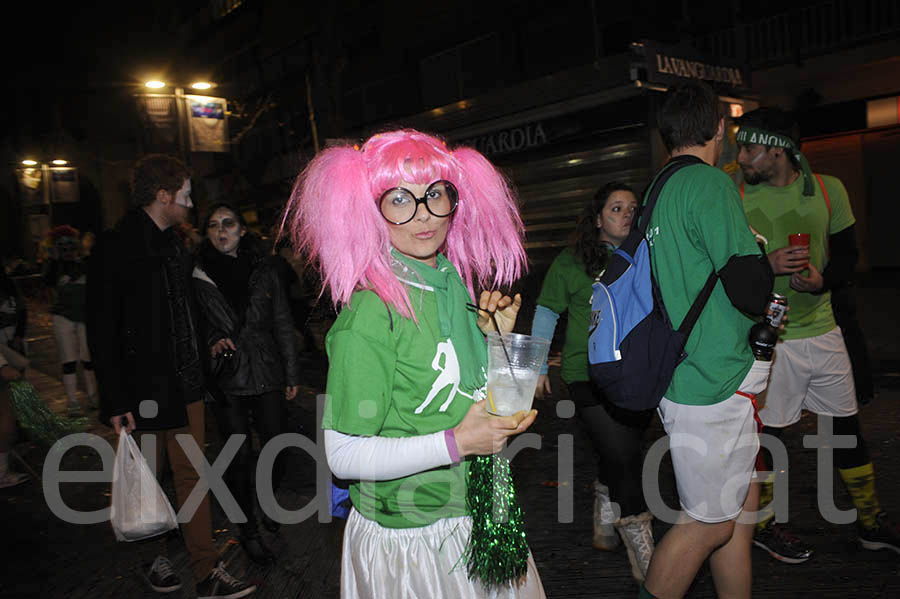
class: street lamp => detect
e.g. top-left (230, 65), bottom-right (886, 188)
top-left (139, 80), bottom-right (227, 163)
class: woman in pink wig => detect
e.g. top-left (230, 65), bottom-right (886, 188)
top-left (285, 129), bottom-right (546, 598)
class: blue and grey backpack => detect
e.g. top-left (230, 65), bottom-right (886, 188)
top-left (588, 155), bottom-right (717, 411)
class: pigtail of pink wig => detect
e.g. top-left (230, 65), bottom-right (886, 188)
top-left (446, 147), bottom-right (527, 294)
top-left (284, 130), bottom-right (527, 319)
top-left (284, 145), bottom-right (401, 314)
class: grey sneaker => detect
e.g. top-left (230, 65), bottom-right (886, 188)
top-left (196, 561), bottom-right (256, 599)
top-left (145, 555), bottom-right (182, 593)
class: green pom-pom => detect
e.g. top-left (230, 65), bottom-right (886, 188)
top-left (8, 380), bottom-right (87, 444)
top-left (464, 454), bottom-right (530, 588)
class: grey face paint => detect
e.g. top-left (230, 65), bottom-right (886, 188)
top-left (175, 179), bottom-right (193, 208)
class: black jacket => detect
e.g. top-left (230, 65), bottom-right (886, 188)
top-left (193, 246), bottom-right (300, 397)
top-left (0, 271), bottom-right (26, 338)
top-left (86, 209), bottom-right (204, 430)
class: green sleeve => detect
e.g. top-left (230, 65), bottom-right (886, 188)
top-left (822, 175), bottom-right (856, 234)
top-left (691, 173), bottom-right (761, 271)
top-left (536, 250), bottom-right (572, 314)
top-left (323, 291), bottom-right (397, 436)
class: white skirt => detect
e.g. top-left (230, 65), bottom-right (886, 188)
top-left (341, 508), bottom-right (546, 599)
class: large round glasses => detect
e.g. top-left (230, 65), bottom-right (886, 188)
top-left (379, 180), bottom-right (459, 225)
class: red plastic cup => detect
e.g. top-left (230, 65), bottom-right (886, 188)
top-left (788, 233), bottom-right (810, 247)
top-left (788, 233), bottom-right (811, 274)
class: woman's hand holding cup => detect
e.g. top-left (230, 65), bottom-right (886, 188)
top-left (453, 399), bottom-right (537, 457)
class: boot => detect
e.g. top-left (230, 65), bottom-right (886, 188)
top-left (62, 373), bottom-right (80, 414)
top-left (615, 512), bottom-right (655, 583)
top-left (593, 480), bottom-right (621, 550)
top-left (240, 524), bottom-right (276, 565)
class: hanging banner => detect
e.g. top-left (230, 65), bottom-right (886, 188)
top-left (187, 95), bottom-right (229, 153)
top-left (17, 167), bottom-right (47, 206)
top-left (136, 94), bottom-right (180, 153)
top-left (50, 167), bottom-right (79, 203)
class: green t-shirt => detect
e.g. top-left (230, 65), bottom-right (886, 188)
top-left (535, 247), bottom-right (596, 384)
top-left (646, 163), bottom-right (762, 406)
top-left (741, 174), bottom-right (855, 340)
top-left (323, 287), bottom-right (480, 528)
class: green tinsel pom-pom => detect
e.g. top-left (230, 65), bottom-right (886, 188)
top-left (464, 454), bottom-right (530, 588)
top-left (8, 380), bottom-right (87, 444)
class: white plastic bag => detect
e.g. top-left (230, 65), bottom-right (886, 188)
top-left (110, 430), bottom-right (178, 542)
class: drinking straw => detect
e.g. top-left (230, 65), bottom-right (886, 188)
top-left (468, 303), bottom-right (523, 399)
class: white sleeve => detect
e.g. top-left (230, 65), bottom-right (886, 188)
top-left (324, 428), bottom-right (454, 481)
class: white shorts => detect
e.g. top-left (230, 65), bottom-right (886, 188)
top-left (341, 508), bottom-right (545, 599)
top-left (52, 315), bottom-right (90, 364)
top-left (756, 327), bottom-right (857, 428)
top-left (658, 360), bottom-right (771, 524)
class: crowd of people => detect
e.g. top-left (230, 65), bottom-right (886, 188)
top-left (0, 79), bottom-right (895, 599)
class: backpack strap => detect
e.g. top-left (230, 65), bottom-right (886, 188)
top-left (637, 155), bottom-right (704, 235)
top-left (677, 270), bottom-right (719, 336)
top-left (640, 154), bottom-right (717, 337)
top-left (814, 173), bottom-right (831, 217)
top-left (814, 173), bottom-right (831, 257)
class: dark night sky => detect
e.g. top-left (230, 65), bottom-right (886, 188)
top-left (7, 1), bottom-right (198, 90)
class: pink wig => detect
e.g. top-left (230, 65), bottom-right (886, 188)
top-left (283, 129), bottom-right (527, 318)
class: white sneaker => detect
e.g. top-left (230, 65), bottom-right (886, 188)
top-left (615, 511), bottom-right (655, 582)
top-left (593, 480), bottom-right (621, 550)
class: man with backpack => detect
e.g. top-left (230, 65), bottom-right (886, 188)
top-left (736, 107), bottom-right (900, 563)
top-left (639, 81), bottom-right (774, 599)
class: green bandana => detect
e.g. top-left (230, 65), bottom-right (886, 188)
top-left (389, 249), bottom-right (487, 391)
top-left (735, 126), bottom-right (815, 196)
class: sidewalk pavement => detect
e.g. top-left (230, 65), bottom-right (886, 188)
top-left (2, 277), bottom-right (899, 598)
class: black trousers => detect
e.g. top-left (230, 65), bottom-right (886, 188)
top-left (566, 380), bottom-right (654, 518)
top-left (213, 389), bottom-right (286, 526)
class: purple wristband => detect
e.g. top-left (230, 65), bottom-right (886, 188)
top-left (444, 428), bottom-right (461, 463)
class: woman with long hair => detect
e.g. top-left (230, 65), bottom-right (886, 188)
top-left (284, 129), bottom-right (545, 598)
top-left (531, 181), bottom-right (656, 583)
top-left (193, 203), bottom-right (300, 565)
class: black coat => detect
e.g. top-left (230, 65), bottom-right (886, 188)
top-left (193, 248), bottom-right (300, 397)
top-left (86, 209), bottom-right (204, 430)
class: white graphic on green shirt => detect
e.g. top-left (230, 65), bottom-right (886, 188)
top-left (414, 338), bottom-right (461, 414)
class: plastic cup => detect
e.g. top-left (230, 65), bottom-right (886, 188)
top-left (788, 233), bottom-right (810, 247)
top-left (788, 233), bottom-right (811, 273)
top-left (485, 332), bottom-right (552, 416)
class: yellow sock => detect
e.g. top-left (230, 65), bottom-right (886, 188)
top-left (839, 463), bottom-right (881, 528)
top-left (756, 473), bottom-right (775, 531)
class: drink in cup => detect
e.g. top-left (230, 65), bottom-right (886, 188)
top-left (788, 233), bottom-right (811, 274)
top-left (485, 332), bottom-right (551, 416)
top-left (788, 233), bottom-right (810, 247)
